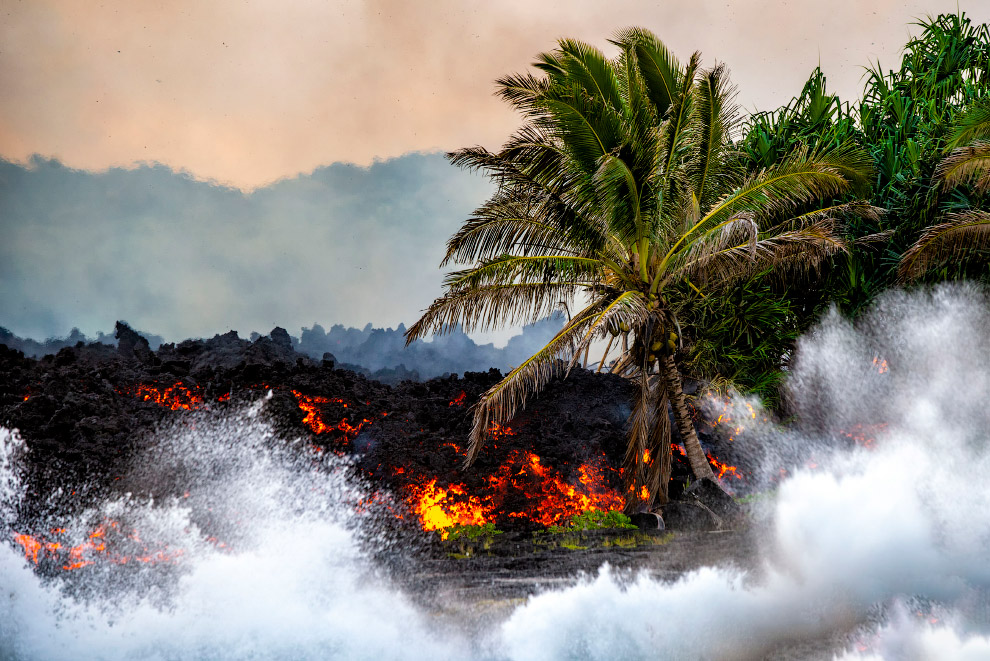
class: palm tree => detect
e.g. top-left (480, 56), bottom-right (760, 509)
top-left (407, 30), bottom-right (874, 506)
top-left (899, 96), bottom-right (990, 280)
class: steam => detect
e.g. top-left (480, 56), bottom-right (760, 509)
top-left (3, 285), bottom-right (990, 659)
top-left (0, 397), bottom-right (467, 660)
top-left (499, 285), bottom-right (990, 660)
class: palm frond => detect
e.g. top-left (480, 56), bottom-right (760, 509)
top-left (555, 38), bottom-right (625, 113)
top-left (465, 290), bottom-right (652, 466)
top-left (463, 297), bottom-right (607, 465)
top-left (610, 28), bottom-right (682, 119)
top-left (687, 63), bottom-right (743, 207)
top-left (947, 97), bottom-right (990, 148)
top-left (692, 141), bottom-right (872, 234)
top-left (898, 210), bottom-right (990, 281)
top-left (935, 141), bottom-right (990, 193)
top-left (404, 282), bottom-right (580, 343)
top-left (443, 255), bottom-right (605, 291)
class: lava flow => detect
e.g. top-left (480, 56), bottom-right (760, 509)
top-left (12, 521), bottom-right (185, 571)
top-left (120, 382), bottom-right (205, 411)
top-left (404, 443), bottom-right (626, 536)
top-left (291, 390), bottom-right (386, 445)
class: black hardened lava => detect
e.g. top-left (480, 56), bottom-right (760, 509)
top-left (0, 323), bottom-right (740, 532)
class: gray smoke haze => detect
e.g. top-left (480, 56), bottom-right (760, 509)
top-left (0, 154), bottom-right (491, 342)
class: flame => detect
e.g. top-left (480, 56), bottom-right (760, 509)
top-left (642, 449), bottom-right (651, 464)
top-left (403, 449), bottom-right (624, 533)
top-left (12, 521), bottom-right (186, 571)
top-left (707, 454), bottom-right (742, 481)
top-left (407, 479), bottom-right (486, 539)
top-left (489, 451), bottom-right (625, 526)
top-left (449, 391), bottom-right (467, 407)
top-left (872, 355), bottom-right (889, 374)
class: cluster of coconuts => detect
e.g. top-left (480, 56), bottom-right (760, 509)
top-left (608, 317), bottom-right (678, 366)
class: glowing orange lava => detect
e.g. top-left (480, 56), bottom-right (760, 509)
top-left (406, 479), bottom-right (487, 539)
top-left (449, 391), bottom-right (467, 407)
top-left (488, 421), bottom-right (516, 441)
top-left (291, 390), bottom-right (383, 441)
top-left (839, 422), bottom-right (889, 449)
top-left (403, 449), bottom-right (625, 533)
top-left (124, 383), bottom-right (205, 410)
top-left (707, 454), bottom-right (743, 481)
top-left (12, 521), bottom-right (185, 571)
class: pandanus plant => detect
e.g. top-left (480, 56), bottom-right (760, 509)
top-left (407, 29), bottom-right (874, 505)
top-left (899, 96), bottom-right (990, 280)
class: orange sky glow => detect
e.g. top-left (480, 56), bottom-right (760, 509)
top-left (2, 0), bottom-right (987, 189)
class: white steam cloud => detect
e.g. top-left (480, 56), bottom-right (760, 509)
top-left (500, 285), bottom-right (990, 660)
top-left (2, 285), bottom-right (990, 659)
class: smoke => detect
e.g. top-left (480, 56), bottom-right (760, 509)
top-left (296, 314), bottom-right (564, 380)
top-left (499, 284), bottom-right (990, 660)
top-left (0, 154), bottom-right (490, 342)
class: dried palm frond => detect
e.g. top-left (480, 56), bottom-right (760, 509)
top-left (898, 211), bottom-right (990, 281)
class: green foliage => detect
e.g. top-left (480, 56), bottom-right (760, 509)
top-left (706, 11), bottom-right (990, 409)
top-left (678, 273), bottom-right (801, 407)
top-left (411, 28), bottom-right (870, 504)
top-left (440, 522), bottom-right (503, 542)
top-left (547, 509), bottom-right (638, 532)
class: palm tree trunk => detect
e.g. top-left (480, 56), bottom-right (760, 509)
top-left (660, 355), bottom-right (715, 481)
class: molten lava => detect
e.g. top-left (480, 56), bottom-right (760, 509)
top-left (449, 391), bottom-right (467, 407)
top-left (291, 390), bottom-right (384, 443)
top-left (12, 521), bottom-right (185, 571)
top-left (122, 382), bottom-right (205, 410)
top-left (839, 422), bottom-right (889, 449)
top-left (407, 479), bottom-right (487, 539)
top-left (403, 448), bottom-right (625, 533)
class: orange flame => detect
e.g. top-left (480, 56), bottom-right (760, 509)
top-left (707, 454), bottom-right (742, 481)
top-left (403, 449), bottom-right (624, 533)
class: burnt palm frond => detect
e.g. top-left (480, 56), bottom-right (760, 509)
top-left (680, 220), bottom-right (847, 287)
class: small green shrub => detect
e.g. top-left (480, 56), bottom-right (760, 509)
top-left (440, 522), bottom-right (503, 542)
top-left (548, 510), bottom-right (638, 532)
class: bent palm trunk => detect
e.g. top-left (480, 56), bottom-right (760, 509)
top-left (661, 355), bottom-right (715, 482)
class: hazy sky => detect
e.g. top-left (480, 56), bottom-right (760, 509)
top-left (2, 1), bottom-right (988, 341)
